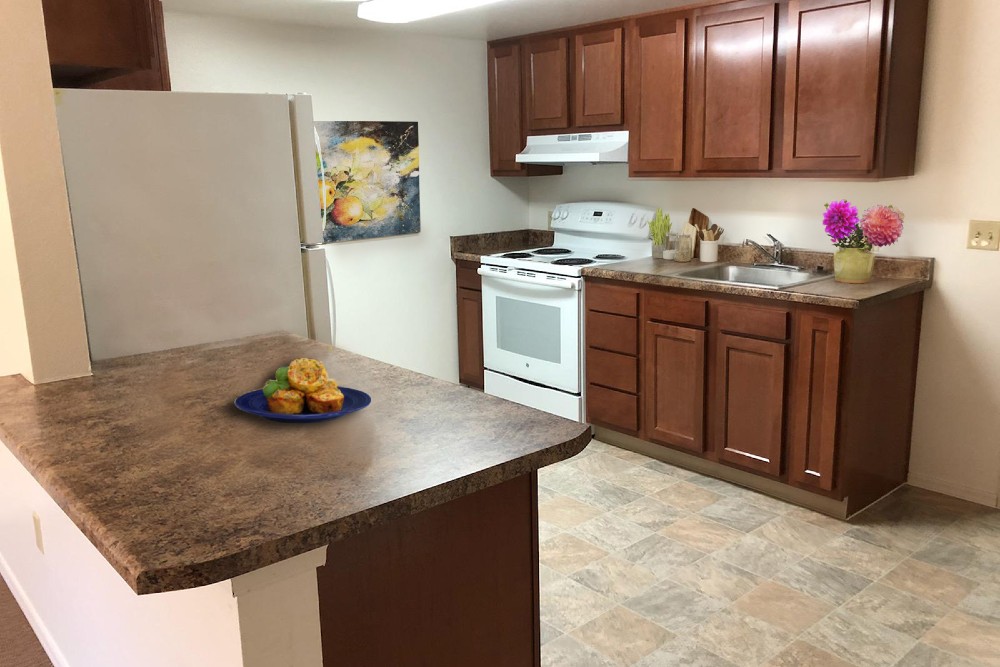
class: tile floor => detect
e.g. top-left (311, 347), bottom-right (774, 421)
top-left (538, 440), bottom-right (1000, 667)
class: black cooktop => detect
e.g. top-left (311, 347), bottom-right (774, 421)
top-left (552, 258), bottom-right (595, 266)
top-left (501, 252), bottom-right (533, 259)
top-left (532, 248), bottom-right (572, 255)
top-left (594, 254), bottom-right (626, 260)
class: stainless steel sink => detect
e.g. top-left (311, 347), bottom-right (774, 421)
top-left (676, 264), bottom-right (833, 290)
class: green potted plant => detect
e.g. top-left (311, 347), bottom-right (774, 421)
top-left (823, 200), bottom-right (905, 283)
top-left (649, 208), bottom-right (673, 259)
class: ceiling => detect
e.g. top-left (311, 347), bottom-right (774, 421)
top-left (160, 0), bottom-right (692, 41)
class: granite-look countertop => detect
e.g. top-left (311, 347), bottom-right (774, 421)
top-left (451, 229), bottom-right (554, 263)
top-left (0, 334), bottom-right (591, 595)
top-left (583, 246), bottom-right (934, 309)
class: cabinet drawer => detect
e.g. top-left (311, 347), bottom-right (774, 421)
top-left (714, 302), bottom-right (789, 340)
top-left (456, 264), bottom-right (481, 291)
top-left (587, 312), bottom-right (638, 355)
top-left (587, 384), bottom-right (639, 432)
top-left (586, 282), bottom-right (639, 316)
top-left (644, 291), bottom-right (707, 327)
top-left (587, 347), bottom-right (638, 393)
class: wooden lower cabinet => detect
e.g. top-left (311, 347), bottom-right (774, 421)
top-left (644, 322), bottom-right (706, 453)
top-left (455, 262), bottom-right (484, 389)
top-left (584, 277), bottom-right (924, 515)
top-left (712, 333), bottom-right (786, 476)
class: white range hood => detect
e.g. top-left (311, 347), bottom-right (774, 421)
top-left (515, 131), bottom-right (629, 165)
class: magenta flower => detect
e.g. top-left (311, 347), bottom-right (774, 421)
top-left (823, 200), bottom-right (859, 243)
top-left (861, 205), bottom-right (904, 247)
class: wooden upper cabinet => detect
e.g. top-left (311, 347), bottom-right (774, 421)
top-left (644, 322), bottom-right (706, 454)
top-left (627, 14), bottom-right (687, 175)
top-left (43, 0), bottom-right (153, 75)
top-left (488, 43), bottom-right (526, 175)
top-left (788, 312), bottom-right (844, 491)
top-left (783, 0), bottom-right (885, 171)
top-left (525, 36), bottom-right (570, 131)
top-left (574, 26), bottom-right (624, 127)
top-left (712, 333), bottom-right (786, 476)
top-left (691, 4), bottom-right (777, 172)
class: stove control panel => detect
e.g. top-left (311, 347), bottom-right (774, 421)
top-left (552, 202), bottom-right (656, 239)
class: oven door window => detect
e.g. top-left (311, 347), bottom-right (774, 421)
top-left (495, 297), bottom-right (561, 363)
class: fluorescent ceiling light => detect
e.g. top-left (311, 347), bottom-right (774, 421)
top-left (357, 0), bottom-right (506, 24)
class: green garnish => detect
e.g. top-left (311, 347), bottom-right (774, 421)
top-left (263, 366), bottom-right (292, 398)
top-left (275, 366), bottom-right (289, 383)
top-left (262, 380), bottom-right (281, 398)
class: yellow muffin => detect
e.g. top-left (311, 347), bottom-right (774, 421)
top-left (287, 358), bottom-right (328, 393)
top-left (306, 386), bottom-right (344, 413)
top-left (267, 388), bottom-right (305, 414)
top-left (311, 378), bottom-right (339, 393)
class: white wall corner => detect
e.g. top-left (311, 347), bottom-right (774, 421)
top-left (907, 472), bottom-right (999, 509)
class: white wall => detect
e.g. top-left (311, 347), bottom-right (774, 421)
top-left (528, 0), bottom-right (1000, 506)
top-left (164, 12), bottom-right (529, 382)
top-left (0, 149), bottom-right (30, 378)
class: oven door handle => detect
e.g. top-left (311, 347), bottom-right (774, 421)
top-left (477, 267), bottom-right (581, 290)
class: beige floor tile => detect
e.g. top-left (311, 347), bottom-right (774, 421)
top-left (643, 459), bottom-right (701, 480)
top-left (699, 497), bottom-right (778, 533)
top-left (540, 564), bottom-right (564, 587)
top-left (624, 580), bottom-right (726, 633)
top-left (844, 521), bottom-right (937, 555)
top-left (540, 577), bottom-right (616, 634)
top-left (753, 515), bottom-right (840, 555)
top-left (922, 610), bottom-right (1000, 666)
top-left (570, 452), bottom-right (639, 481)
top-left (572, 606), bottom-right (673, 666)
top-left (724, 486), bottom-right (796, 514)
top-left (810, 534), bottom-right (905, 579)
top-left (604, 465), bottom-right (679, 495)
top-left (654, 481), bottom-right (722, 512)
top-left (602, 445), bottom-right (655, 465)
top-left (611, 495), bottom-right (686, 532)
top-left (572, 514), bottom-right (653, 553)
top-left (940, 516), bottom-right (1000, 554)
top-left (914, 537), bottom-right (1000, 586)
top-left (784, 506), bottom-right (852, 534)
top-left (620, 534), bottom-right (706, 580)
top-left (733, 581), bottom-right (834, 635)
top-left (881, 559), bottom-right (979, 607)
top-left (540, 533), bottom-right (608, 575)
top-left (895, 642), bottom-right (984, 667)
top-left (564, 477), bottom-right (644, 512)
top-left (660, 515), bottom-right (745, 553)
top-left (634, 637), bottom-right (738, 667)
top-left (840, 582), bottom-right (949, 638)
top-left (690, 608), bottom-right (795, 666)
top-left (764, 640), bottom-right (856, 667)
top-left (715, 534), bottom-right (802, 578)
top-left (802, 609), bottom-right (917, 667)
top-left (539, 495), bottom-right (604, 529)
top-left (669, 555), bottom-right (761, 602)
top-left (570, 555), bottom-right (658, 604)
top-left (539, 484), bottom-right (560, 503)
top-left (540, 621), bottom-right (562, 646)
top-left (539, 519), bottom-right (562, 543)
top-left (541, 634), bottom-right (616, 667)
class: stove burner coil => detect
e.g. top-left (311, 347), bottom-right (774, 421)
top-left (594, 254), bottom-right (626, 260)
top-left (532, 248), bottom-right (572, 255)
top-left (552, 258), bottom-right (595, 266)
top-left (501, 252), bottom-right (533, 259)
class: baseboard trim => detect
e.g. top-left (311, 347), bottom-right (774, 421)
top-left (907, 472), bottom-right (998, 508)
top-left (0, 551), bottom-right (70, 667)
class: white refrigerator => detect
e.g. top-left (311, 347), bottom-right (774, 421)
top-left (54, 89), bottom-right (334, 361)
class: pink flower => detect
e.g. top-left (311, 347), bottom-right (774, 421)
top-left (861, 205), bottom-right (904, 247)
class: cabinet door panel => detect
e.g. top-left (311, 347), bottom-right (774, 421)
top-left (43, 0), bottom-right (153, 70)
top-left (788, 313), bottom-right (844, 491)
top-left (627, 15), bottom-right (687, 174)
top-left (714, 334), bottom-right (786, 475)
top-left (588, 384), bottom-right (639, 433)
top-left (691, 4), bottom-right (776, 172)
top-left (587, 347), bottom-right (638, 394)
top-left (487, 43), bottom-right (526, 175)
top-left (587, 311), bottom-right (638, 355)
top-left (457, 287), bottom-right (484, 389)
top-left (526, 37), bottom-right (570, 131)
top-left (575, 26), bottom-right (624, 127)
top-left (783, 0), bottom-right (884, 171)
top-left (645, 323), bottom-right (707, 453)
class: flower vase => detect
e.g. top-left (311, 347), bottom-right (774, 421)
top-left (834, 248), bottom-right (875, 284)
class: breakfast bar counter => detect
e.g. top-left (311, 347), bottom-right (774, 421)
top-left (0, 333), bottom-right (591, 666)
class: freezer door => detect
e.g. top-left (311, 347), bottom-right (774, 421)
top-left (56, 89), bottom-right (309, 360)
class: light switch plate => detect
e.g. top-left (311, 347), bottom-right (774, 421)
top-left (968, 220), bottom-right (1000, 251)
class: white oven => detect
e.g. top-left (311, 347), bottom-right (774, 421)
top-left (478, 265), bottom-right (584, 421)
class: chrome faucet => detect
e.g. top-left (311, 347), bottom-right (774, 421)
top-left (743, 234), bottom-right (799, 269)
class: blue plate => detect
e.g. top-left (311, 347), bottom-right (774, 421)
top-left (234, 387), bottom-right (372, 422)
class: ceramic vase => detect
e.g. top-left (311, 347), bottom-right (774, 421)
top-left (834, 247), bottom-right (875, 283)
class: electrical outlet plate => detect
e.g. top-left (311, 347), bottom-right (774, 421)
top-left (968, 220), bottom-right (1000, 251)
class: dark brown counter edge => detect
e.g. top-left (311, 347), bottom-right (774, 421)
top-left (131, 431), bottom-right (590, 594)
top-left (450, 229), bottom-right (554, 260)
top-left (0, 335), bottom-right (592, 595)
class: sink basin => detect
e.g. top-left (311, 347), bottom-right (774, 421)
top-left (676, 264), bottom-right (833, 290)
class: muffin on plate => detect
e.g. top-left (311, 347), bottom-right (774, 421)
top-left (267, 388), bottom-right (305, 414)
top-left (306, 386), bottom-right (345, 413)
top-left (287, 358), bottom-right (329, 393)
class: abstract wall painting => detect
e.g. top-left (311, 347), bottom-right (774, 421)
top-left (315, 121), bottom-right (420, 242)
